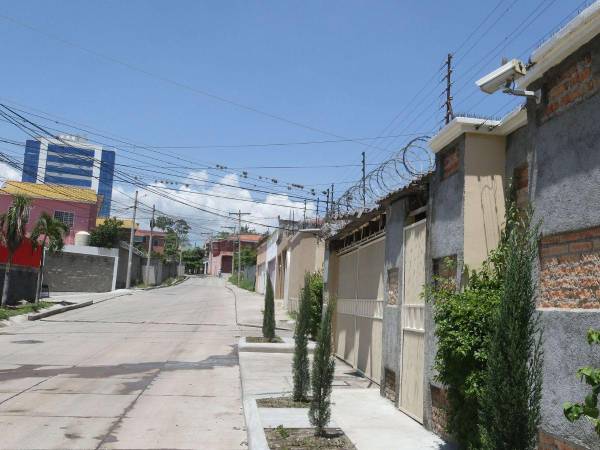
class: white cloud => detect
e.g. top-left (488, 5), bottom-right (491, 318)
top-left (0, 162), bottom-right (21, 184)
top-left (111, 171), bottom-right (312, 245)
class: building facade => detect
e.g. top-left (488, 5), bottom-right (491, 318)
top-left (22, 135), bottom-right (115, 217)
top-left (0, 181), bottom-right (100, 245)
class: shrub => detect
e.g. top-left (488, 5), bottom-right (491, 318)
top-left (563, 329), bottom-right (600, 437)
top-left (427, 260), bottom-right (502, 448)
top-left (262, 274), bottom-right (276, 341)
top-left (307, 272), bottom-right (324, 340)
top-left (293, 273), bottom-right (312, 402)
top-left (309, 299), bottom-right (336, 437)
top-left (480, 210), bottom-right (543, 450)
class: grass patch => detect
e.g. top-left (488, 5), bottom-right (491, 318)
top-left (0, 302), bottom-right (52, 321)
top-left (245, 336), bottom-right (283, 344)
top-left (265, 427), bottom-right (356, 449)
top-left (228, 274), bottom-right (255, 292)
top-left (257, 396), bottom-right (311, 408)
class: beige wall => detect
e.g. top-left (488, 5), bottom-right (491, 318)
top-left (463, 133), bottom-right (506, 269)
top-left (286, 234), bottom-right (324, 309)
top-left (256, 242), bottom-right (267, 266)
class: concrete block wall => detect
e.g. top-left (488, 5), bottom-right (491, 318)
top-left (44, 252), bottom-right (115, 293)
top-left (0, 265), bottom-right (38, 305)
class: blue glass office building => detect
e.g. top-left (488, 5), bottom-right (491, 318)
top-left (22, 136), bottom-right (115, 217)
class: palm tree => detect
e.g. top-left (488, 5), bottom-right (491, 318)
top-left (31, 212), bottom-right (69, 303)
top-left (0, 195), bottom-right (31, 307)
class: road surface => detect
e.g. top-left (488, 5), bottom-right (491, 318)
top-left (0, 277), bottom-right (248, 449)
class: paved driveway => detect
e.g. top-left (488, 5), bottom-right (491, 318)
top-left (0, 277), bottom-right (247, 449)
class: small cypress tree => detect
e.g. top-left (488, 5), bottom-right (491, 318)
top-left (309, 299), bottom-right (336, 437)
top-left (292, 273), bottom-right (312, 401)
top-left (480, 210), bottom-right (543, 450)
top-left (262, 274), bottom-right (276, 341)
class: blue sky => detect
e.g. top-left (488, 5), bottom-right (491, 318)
top-left (0, 0), bottom-right (590, 240)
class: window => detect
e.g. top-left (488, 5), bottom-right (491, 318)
top-left (54, 210), bottom-right (74, 228)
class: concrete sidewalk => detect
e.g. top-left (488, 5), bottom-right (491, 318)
top-left (227, 283), bottom-right (293, 330)
top-left (239, 349), bottom-right (451, 450)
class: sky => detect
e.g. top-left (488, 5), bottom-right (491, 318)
top-left (0, 0), bottom-right (592, 243)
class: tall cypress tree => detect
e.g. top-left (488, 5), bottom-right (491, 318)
top-left (293, 273), bottom-right (312, 401)
top-left (480, 210), bottom-right (543, 450)
top-left (309, 299), bottom-right (336, 437)
top-left (262, 274), bottom-right (276, 341)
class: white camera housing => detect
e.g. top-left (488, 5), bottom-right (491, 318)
top-left (476, 59), bottom-right (528, 94)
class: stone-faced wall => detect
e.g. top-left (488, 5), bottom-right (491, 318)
top-left (539, 226), bottom-right (600, 309)
top-left (524, 33), bottom-right (600, 449)
top-left (424, 136), bottom-right (466, 436)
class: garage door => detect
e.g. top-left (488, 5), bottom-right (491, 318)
top-left (399, 220), bottom-right (426, 422)
top-left (335, 236), bottom-right (384, 383)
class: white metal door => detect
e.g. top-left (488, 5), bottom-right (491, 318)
top-left (399, 220), bottom-right (426, 422)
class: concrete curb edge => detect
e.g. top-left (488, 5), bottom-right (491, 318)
top-left (28, 300), bottom-right (94, 320)
top-left (243, 398), bottom-right (270, 450)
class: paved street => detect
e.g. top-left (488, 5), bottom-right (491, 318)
top-left (0, 277), bottom-right (247, 450)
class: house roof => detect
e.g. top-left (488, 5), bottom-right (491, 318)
top-left (378, 173), bottom-right (432, 206)
top-left (96, 217), bottom-right (139, 229)
top-left (135, 229), bottom-right (166, 237)
top-left (0, 181), bottom-right (98, 204)
top-left (518, 2), bottom-right (600, 89)
top-left (428, 107), bottom-right (527, 153)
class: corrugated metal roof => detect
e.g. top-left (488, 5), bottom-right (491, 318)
top-left (0, 181), bottom-right (97, 204)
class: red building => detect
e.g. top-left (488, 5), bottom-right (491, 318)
top-left (0, 181), bottom-right (100, 245)
top-left (205, 234), bottom-right (262, 276)
top-left (134, 229), bottom-right (167, 254)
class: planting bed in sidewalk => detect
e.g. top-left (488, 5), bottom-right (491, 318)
top-left (257, 396), bottom-right (311, 408)
top-left (246, 336), bottom-right (284, 343)
top-left (265, 427), bottom-right (356, 449)
top-left (0, 302), bottom-right (52, 320)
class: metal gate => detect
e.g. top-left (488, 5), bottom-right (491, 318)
top-left (335, 236), bottom-right (384, 383)
top-left (399, 220), bottom-right (426, 422)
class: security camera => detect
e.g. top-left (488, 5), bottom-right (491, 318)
top-left (476, 59), bottom-right (527, 94)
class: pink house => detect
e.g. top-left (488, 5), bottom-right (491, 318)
top-left (0, 182), bottom-right (100, 245)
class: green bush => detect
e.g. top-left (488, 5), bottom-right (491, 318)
top-left (262, 274), bottom-right (276, 341)
top-left (309, 299), bottom-right (336, 437)
top-left (480, 211), bottom-right (543, 450)
top-left (306, 272), bottom-right (324, 340)
top-left (427, 261), bottom-right (502, 448)
top-left (563, 329), bottom-right (600, 438)
top-left (293, 272), bottom-right (312, 402)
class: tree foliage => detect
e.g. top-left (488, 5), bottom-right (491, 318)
top-left (480, 208), bottom-right (543, 450)
top-left (309, 299), bottom-right (336, 437)
top-left (181, 247), bottom-right (204, 274)
top-left (156, 216), bottom-right (190, 259)
top-left (233, 246), bottom-right (257, 271)
top-left (90, 217), bottom-right (123, 248)
top-left (262, 274), bottom-right (276, 341)
top-left (427, 258), bottom-right (502, 448)
top-left (427, 188), bottom-right (542, 449)
top-left (563, 329), bottom-right (600, 438)
top-left (31, 212), bottom-right (69, 303)
top-left (293, 272), bottom-right (312, 402)
top-left (0, 195), bottom-right (31, 307)
top-left (306, 271), bottom-right (324, 340)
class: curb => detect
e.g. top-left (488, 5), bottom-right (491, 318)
top-left (28, 300), bottom-right (93, 320)
top-left (243, 398), bottom-right (269, 450)
top-left (238, 336), bottom-right (315, 354)
top-left (137, 275), bottom-right (189, 291)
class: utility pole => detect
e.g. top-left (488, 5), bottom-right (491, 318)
top-left (145, 204), bottom-right (155, 285)
top-left (315, 197), bottom-right (320, 227)
top-left (331, 183), bottom-right (335, 215)
top-left (325, 188), bottom-right (330, 217)
top-left (444, 53), bottom-right (454, 125)
top-left (125, 190), bottom-right (138, 289)
top-left (303, 200), bottom-right (307, 225)
top-left (361, 151), bottom-right (366, 209)
top-left (228, 210), bottom-right (250, 286)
